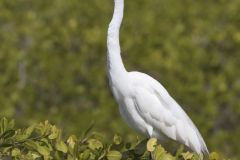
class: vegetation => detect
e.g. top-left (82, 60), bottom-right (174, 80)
top-left (0, 0), bottom-right (239, 159)
top-left (0, 118), bottom-right (222, 160)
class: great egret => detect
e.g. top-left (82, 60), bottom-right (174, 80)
top-left (107, 0), bottom-right (209, 157)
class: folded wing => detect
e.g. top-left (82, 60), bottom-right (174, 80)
top-left (129, 71), bottom-right (209, 157)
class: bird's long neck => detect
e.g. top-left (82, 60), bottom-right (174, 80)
top-left (107, 0), bottom-right (127, 77)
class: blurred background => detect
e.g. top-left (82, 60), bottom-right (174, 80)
top-left (0, 0), bottom-right (240, 159)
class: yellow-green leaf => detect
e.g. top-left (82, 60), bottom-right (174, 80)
top-left (37, 145), bottom-right (50, 156)
top-left (160, 153), bottom-right (174, 160)
top-left (147, 138), bottom-right (157, 152)
top-left (11, 148), bottom-right (21, 156)
top-left (25, 140), bottom-right (38, 150)
top-left (107, 150), bottom-right (122, 160)
top-left (48, 126), bottom-right (59, 140)
top-left (113, 134), bottom-right (122, 145)
top-left (87, 139), bottom-right (103, 150)
top-left (154, 145), bottom-right (166, 159)
top-left (56, 141), bottom-right (68, 153)
top-left (181, 151), bottom-right (194, 160)
top-left (25, 125), bottom-right (35, 135)
top-left (0, 117), bottom-right (8, 133)
top-left (79, 149), bottom-right (91, 160)
top-left (67, 135), bottom-right (76, 149)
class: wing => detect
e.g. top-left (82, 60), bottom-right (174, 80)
top-left (129, 71), bottom-right (209, 157)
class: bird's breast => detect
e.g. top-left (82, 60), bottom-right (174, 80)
top-left (119, 98), bottom-right (148, 135)
top-left (109, 76), bottom-right (131, 100)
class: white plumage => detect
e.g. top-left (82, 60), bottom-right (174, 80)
top-left (107, 0), bottom-right (209, 158)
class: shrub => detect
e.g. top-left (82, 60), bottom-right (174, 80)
top-left (0, 118), bottom-right (223, 160)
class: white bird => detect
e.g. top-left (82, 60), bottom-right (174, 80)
top-left (107, 0), bottom-right (209, 158)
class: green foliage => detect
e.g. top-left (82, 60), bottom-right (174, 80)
top-left (0, 0), bottom-right (240, 159)
top-left (0, 118), bottom-right (225, 160)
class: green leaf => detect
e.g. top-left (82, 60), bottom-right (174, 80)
top-left (87, 139), bottom-right (103, 150)
top-left (106, 150), bottom-right (122, 160)
top-left (113, 134), bottom-right (122, 145)
top-left (0, 117), bottom-right (8, 133)
top-left (175, 145), bottom-right (185, 158)
top-left (147, 138), bottom-right (157, 152)
top-left (11, 148), bottom-right (21, 156)
top-left (0, 129), bottom-right (15, 139)
top-left (7, 119), bottom-right (15, 130)
top-left (40, 138), bottom-right (53, 151)
top-left (37, 145), bottom-right (50, 156)
top-left (154, 145), bottom-right (166, 159)
top-left (56, 141), bottom-right (68, 153)
top-left (79, 149), bottom-right (91, 160)
top-left (48, 125), bottom-right (59, 140)
top-left (25, 140), bottom-right (38, 150)
top-left (181, 151), bottom-right (194, 160)
top-left (31, 152), bottom-right (41, 159)
top-left (160, 153), bottom-right (174, 160)
top-left (14, 134), bottom-right (29, 142)
top-left (25, 124), bottom-right (36, 137)
top-left (67, 135), bottom-right (76, 149)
